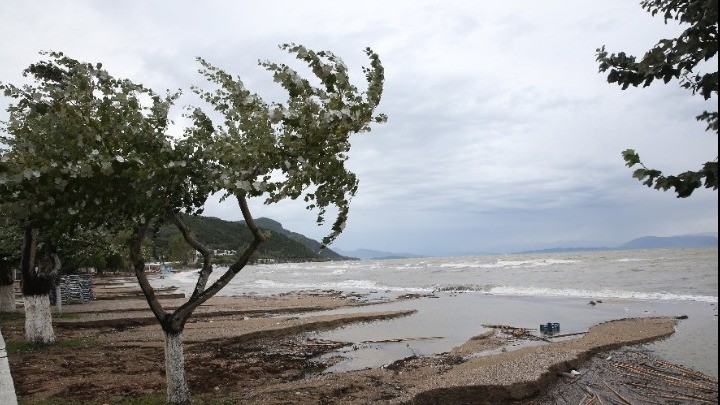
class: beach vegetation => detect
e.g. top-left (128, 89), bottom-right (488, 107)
top-left (596, 0), bottom-right (718, 197)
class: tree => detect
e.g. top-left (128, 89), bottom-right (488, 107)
top-left (596, 0), bottom-right (718, 197)
top-left (1, 52), bottom-right (181, 343)
top-left (1, 44), bottom-right (385, 404)
top-left (132, 44), bottom-right (385, 405)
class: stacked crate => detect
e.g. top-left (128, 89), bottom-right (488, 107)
top-left (49, 275), bottom-right (94, 305)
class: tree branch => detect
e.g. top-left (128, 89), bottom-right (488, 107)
top-left (171, 194), bottom-right (266, 328)
top-left (169, 213), bottom-right (214, 298)
top-left (130, 220), bottom-right (168, 326)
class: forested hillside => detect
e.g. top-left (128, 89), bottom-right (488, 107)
top-left (254, 218), bottom-right (348, 260)
top-left (150, 214), bottom-right (350, 264)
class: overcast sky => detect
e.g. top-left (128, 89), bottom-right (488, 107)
top-left (1, 0), bottom-right (717, 255)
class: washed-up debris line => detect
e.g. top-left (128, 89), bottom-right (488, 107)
top-left (49, 274), bottom-right (94, 305)
top-left (526, 350), bottom-right (718, 404)
top-left (481, 324), bottom-right (543, 340)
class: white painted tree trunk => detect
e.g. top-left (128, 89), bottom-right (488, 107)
top-left (0, 284), bottom-right (16, 312)
top-left (55, 285), bottom-right (62, 314)
top-left (165, 330), bottom-right (190, 404)
top-left (23, 294), bottom-right (55, 344)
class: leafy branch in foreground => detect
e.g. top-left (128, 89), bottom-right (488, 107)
top-left (597, 0), bottom-right (718, 197)
top-left (622, 149), bottom-right (718, 197)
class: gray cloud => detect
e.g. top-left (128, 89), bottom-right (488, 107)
top-left (1, 0), bottom-right (716, 255)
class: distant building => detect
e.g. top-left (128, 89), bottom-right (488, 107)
top-left (212, 249), bottom-right (237, 256)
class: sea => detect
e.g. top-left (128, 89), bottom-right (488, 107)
top-left (157, 247), bottom-right (718, 377)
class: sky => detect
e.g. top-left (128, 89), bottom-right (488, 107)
top-left (0, 0), bottom-right (717, 256)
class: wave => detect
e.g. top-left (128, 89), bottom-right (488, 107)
top-left (165, 270), bottom-right (202, 284)
top-left (436, 284), bottom-right (718, 303)
top-left (438, 259), bottom-right (580, 269)
top-left (435, 284), bottom-right (496, 293)
top-left (249, 279), bottom-right (431, 293)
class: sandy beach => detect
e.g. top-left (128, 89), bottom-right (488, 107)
top-left (1, 275), bottom-right (717, 404)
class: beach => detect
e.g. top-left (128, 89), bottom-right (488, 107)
top-left (2, 271), bottom-right (717, 404)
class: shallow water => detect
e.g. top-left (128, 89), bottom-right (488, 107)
top-left (305, 293), bottom-right (718, 377)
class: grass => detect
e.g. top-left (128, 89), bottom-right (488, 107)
top-left (0, 311), bottom-right (25, 325)
top-left (5, 337), bottom-right (101, 355)
top-left (0, 311), bottom-right (80, 326)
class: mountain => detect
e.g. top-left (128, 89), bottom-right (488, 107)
top-left (254, 218), bottom-right (350, 260)
top-left (518, 247), bottom-right (613, 254)
top-left (619, 235), bottom-right (718, 250)
top-left (152, 214), bottom-right (350, 263)
top-left (517, 234), bottom-right (717, 254)
top-left (333, 248), bottom-right (424, 260)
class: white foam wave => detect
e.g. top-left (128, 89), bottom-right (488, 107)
top-left (438, 259), bottom-right (580, 269)
top-left (165, 270), bottom-right (201, 284)
top-left (435, 284), bottom-right (495, 292)
top-left (250, 279), bottom-right (430, 293)
top-left (485, 286), bottom-right (718, 303)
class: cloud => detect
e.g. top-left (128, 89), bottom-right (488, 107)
top-left (1, 0), bottom-right (716, 255)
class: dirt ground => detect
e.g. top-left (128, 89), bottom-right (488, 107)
top-left (3, 276), bottom-right (717, 404)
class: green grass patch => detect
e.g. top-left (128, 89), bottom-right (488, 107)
top-left (5, 337), bottom-right (100, 355)
top-left (0, 311), bottom-right (24, 325)
top-left (0, 311), bottom-right (81, 326)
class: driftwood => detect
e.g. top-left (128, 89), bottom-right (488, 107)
top-left (525, 350), bottom-right (718, 404)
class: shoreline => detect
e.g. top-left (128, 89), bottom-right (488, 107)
top-left (2, 277), bottom-right (718, 403)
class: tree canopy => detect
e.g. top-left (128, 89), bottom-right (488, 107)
top-left (189, 44), bottom-right (386, 245)
top-left (0, 52), bottom-right (197, 234)
top-left (596, 0), bottom-right (718, 197)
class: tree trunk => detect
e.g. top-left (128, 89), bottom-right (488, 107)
top-left (19, 228), bottom-right (57, 343)
top-left (132, 203), bottom-right (266, 405)
top-left (165, 330), bottom-right (190, 405)
top-left (23, 293), bottom-right (55, 343)
top-left (1, 251), bottom-right (17, 312)
top-left (0, 283), bottom-right (15, 312)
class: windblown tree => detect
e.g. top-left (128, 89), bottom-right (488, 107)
top-left (129, 44), bottom-right (386, 405)
top-left (596, 0), bottom-right (718, 197)
top-left (0, 53), bottom-right (182, 343)
top-left (2, 44), bottom-right (385, 404)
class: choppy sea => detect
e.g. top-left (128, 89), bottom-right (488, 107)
top-left (158, 247), bottom-right (718, 377)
